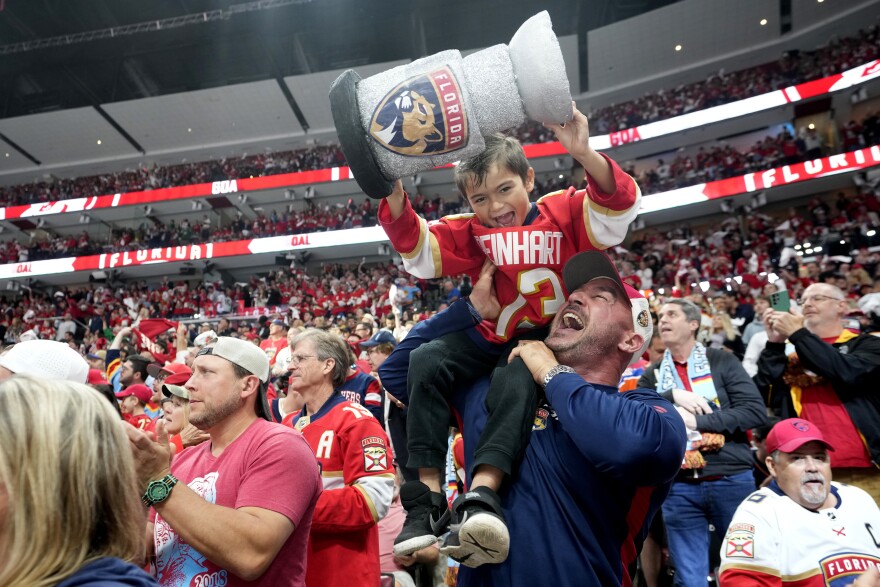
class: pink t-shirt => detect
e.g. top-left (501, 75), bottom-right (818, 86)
top-left (154, 418), bottom-right (321, 587)
top-left (378, 498), bottom-right (408, 574)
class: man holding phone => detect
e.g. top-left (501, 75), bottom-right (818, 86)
top-left (754, 283), bottom-right (880, 502)
top-left (768, 290), bottom-right (791, 313)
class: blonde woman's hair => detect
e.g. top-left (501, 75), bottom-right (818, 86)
top-left (0, 375), bottom-right (146, 587)
top-left (714, 312), bottom-right (739, 341)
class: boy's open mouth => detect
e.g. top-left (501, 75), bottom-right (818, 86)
top-left (493, 211), bottom-right (516, 227)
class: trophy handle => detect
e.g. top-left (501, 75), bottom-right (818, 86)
top-left (330, 69), bottom-right (395, 200)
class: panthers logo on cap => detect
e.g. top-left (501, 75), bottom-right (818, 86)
top-left (793, 420), bottom-right (810, 432)
top-left (369, 66), bottom-right (468, 157)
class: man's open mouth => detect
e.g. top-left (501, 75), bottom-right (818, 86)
top-left (561, 312), bottom-right (584, 331)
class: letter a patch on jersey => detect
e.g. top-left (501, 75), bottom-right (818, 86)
top-left (362, 437), bottom-right (388, 473)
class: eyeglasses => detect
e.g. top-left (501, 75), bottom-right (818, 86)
top-left (289, 354), bottom-right (317, 366)
top-left (797, 294), bottom-right (842, 305)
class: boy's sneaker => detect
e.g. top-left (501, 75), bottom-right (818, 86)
top-left (440, 486), bottom-right (509, 568)
top-left (393, 481), bottom-right (452, 557)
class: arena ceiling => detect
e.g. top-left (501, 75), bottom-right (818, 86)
top-left (0, 0), bottom-right (677, 121)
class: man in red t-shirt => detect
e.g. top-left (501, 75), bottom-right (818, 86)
top-left (756, 283), bottom-right (880, 502)
top-left (126, 337), bottom-right (321, 587)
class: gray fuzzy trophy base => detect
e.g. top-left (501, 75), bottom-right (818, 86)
top-left (329, 10), bottom-right (572, 199)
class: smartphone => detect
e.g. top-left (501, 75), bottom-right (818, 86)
top-left (769, 290), bottom-right (790, 312)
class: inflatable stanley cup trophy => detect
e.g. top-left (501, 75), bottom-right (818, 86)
top-left (329, 11), bottom-right (572, 199)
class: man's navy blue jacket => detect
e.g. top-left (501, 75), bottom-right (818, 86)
top-left (379, 300), bottom-right (686, 586)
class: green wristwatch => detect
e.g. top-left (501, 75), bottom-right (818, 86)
top-left (142, 474), bottom-right (178, 507)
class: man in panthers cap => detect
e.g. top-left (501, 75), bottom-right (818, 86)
top-left (719, 418), bottom-right (880, 586)
top-left (380, 251), bottom-right (686, 585)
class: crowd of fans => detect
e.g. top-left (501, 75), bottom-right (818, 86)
top-left (0, 24), bottom-right (876, 213)
top-left (3, 18), bottom-right (880, 587)
top-left (3, 170), bottom-right (879, 355)
top-left (3, 108), bottom-right (877, 267)
top-left (585, 25), bottom-right (879, 134)
top-left (0, 144), bottom-right (346, 208)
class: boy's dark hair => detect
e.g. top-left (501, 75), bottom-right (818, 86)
top-left (454, 132), bottom-right (531, 198)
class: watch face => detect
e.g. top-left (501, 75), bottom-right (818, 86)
top-left (147, 480), bottom-right (171, 502)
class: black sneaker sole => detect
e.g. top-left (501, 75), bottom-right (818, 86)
top-left (393, 534), bottom-right (439, 557)
top-left (440, 512), bottom-right (509, 568)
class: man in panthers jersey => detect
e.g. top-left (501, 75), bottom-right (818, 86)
top-left (719, 418), bottom-right (880, 586)
top-left (285, 329), bottom-right (395, 587)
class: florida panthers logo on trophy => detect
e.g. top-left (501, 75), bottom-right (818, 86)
top-left (369, 66), bottom-right (468, 156)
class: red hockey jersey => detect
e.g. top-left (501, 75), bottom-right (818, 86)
top-left (283, 394), bottom-right (395, 587)
top-left (378, 155), bottom-right (640, 344)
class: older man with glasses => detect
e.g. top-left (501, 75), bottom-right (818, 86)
top-left (755, 283), bottom-right (880, 502)
top-left (284, 329), bottom-right (395, 587)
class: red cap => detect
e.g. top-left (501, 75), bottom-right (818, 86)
top-left (115, 383), bottom-right (152, 404)
top-left (157, 362), bottom-right (192, 385)
top-left (765, 418), bottom-right (835, 454)
top-left (87, 368), bottom-right (110, 386)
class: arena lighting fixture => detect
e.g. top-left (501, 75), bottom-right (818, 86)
top-left (96, 139), bottom-right (102, 145)
top-left (868, 230), bottom-right (877, 237)
top-left (840, 240), bottom-right (846, 245)
top-left (814, 246), bottom-right (823, 252)
top-left (760, 18), bottom-right (768, 25)
top-left (187, 128), bottom-right (192, 133)
top-left (808, 123), bottom-right (816, 130)
top-left (804, 242), bottom-right (812, 247)
top-left (794, 245), bottom-right (802, 250)
top-left (674, 44), bottom-right (682, 51)
top-left (3, 153), bottom-right (8, 157)
top-left (805, 248), bottom-right (814, 254)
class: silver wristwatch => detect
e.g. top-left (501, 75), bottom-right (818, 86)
top-left (542, 364), bottom-right (575, 388)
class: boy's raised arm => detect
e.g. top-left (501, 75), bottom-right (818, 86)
top-left (545, 102), bottom-right (615, 194)
top-left (384, 179), bottom-right (406, 221)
